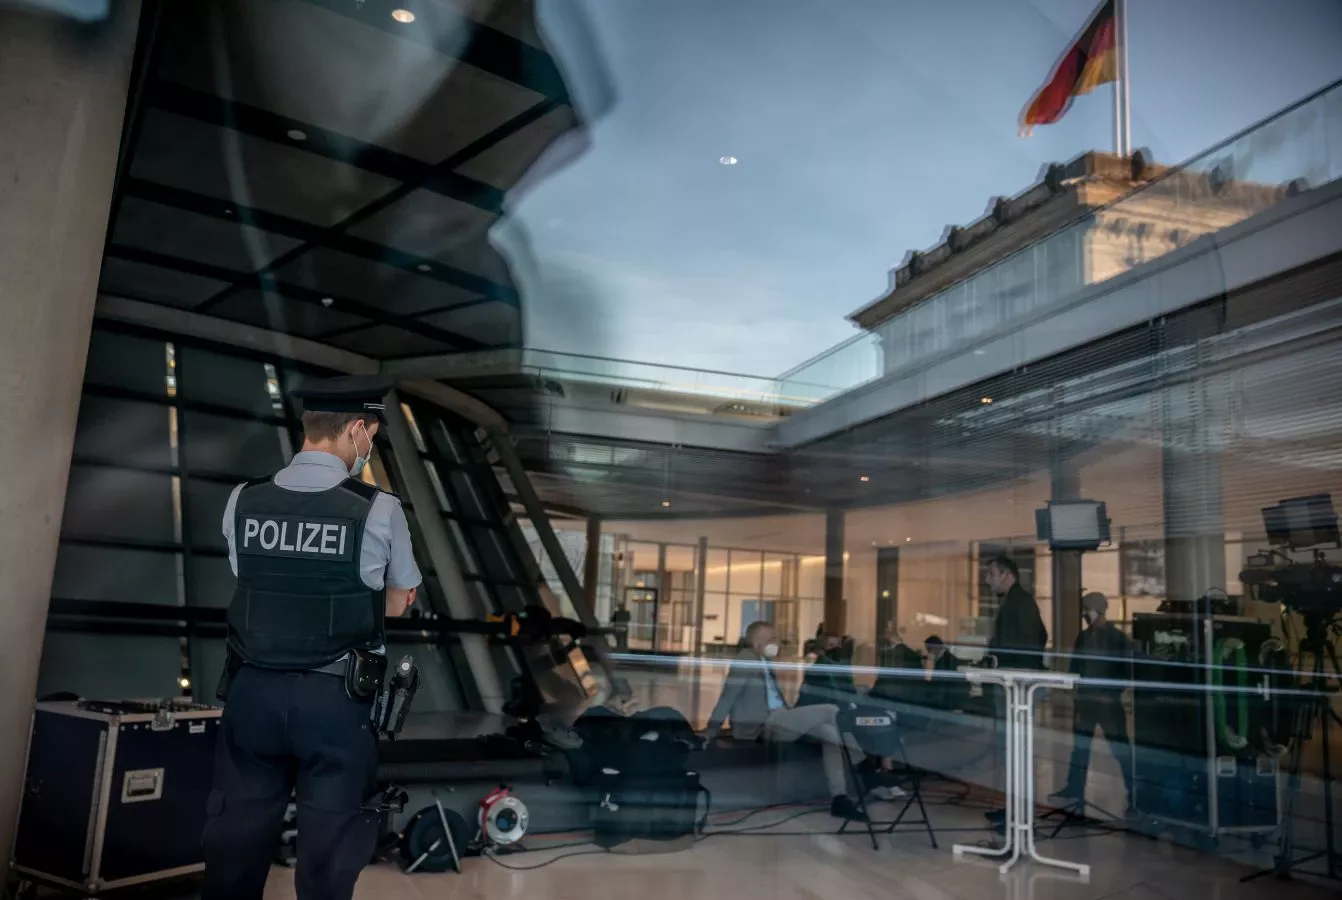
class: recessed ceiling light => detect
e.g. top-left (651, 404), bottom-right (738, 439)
top-left (416, 263), bottom-right (431, 272)
top-left (661, 500), bottom-right (671, 508)
top-left (905, 537), bottom-right (912, 542)
top-left (391, 8), bottom-right (415, 23)
top-left (859, 474), bottom-right (870, 483)
top-left (973, 349), bottom-right (986, 356)
top-left (286, 129), bottom-right (307, 141)
top-left (719, 156), bottom-right (738, 166)
top-left (980, 396), bottom-right (993, 404)
top-left (320, 297), bottom-right (334, 308)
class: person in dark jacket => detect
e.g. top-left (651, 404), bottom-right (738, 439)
top-left (985, 556), bottom-right (1048, 670)
top-left (923, 635), bottom-right (968, 711)
top-left (1050, 593), bottom-right (1137, 814)
top-left (983, 555), bottom-right (1049, 826)
top-left (797, 633), bottom-right (858, 707)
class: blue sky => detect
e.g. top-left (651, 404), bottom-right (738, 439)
top-left (503, 0), bottom-right (1342, 376)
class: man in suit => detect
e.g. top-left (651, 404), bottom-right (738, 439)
top-left (705, 621), bottom-right (866, 820)
top-left (982, 555), bottom-right (1049, 827)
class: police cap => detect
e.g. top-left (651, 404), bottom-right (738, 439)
top-left (291, 375), bottom-right (394, 419)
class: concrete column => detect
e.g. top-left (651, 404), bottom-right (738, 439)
top-left (1051, 459), bottom-right (1083, 659)
top-left (824, 509), bottom-right (846, 635)
top-left (690, 536), bottom-right (709, 727)
top-left (1162, 375), bottom-right (1227, 605)
top-left (583, 516), bottom-right (601, 612)
top-left (0, 2), bottom-right (141, 873)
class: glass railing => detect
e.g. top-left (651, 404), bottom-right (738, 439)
top-left (777, 78), bottom-right (1342, 405)
top-left (515, 348), bottom-right (830, 413)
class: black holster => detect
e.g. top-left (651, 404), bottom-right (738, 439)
top-left (345, 649), bottom-right (388, 702)
top-left (216, 648), bottom-right (243, 701)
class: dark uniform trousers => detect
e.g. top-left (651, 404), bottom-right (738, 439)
top-left (202, 665), bottom-right (380, 900)
top-left (1062, 691), bottom-right (1134, 798)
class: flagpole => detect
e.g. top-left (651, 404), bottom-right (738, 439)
top-left (1116, 0), bottom-right (1131, 157)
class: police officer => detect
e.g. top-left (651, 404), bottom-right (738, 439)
top-left (202, 375), bottom-right (421, 900)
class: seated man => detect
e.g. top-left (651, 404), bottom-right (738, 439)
top-left (870, 623), bottom-right (926, 705)
top-left (923, 635), bottom-right (968, 711)
top-left (704, 621), bottom-right (866, 820)
top-left (796, 633), bottom-right (859, 708)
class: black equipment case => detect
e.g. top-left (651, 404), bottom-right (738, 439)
top-left (1130, 614), bottom-right (1282, 839)
top-left (13, 700), bottom-right (221, 895)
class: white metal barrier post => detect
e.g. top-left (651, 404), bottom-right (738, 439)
top-left (953, 668), bottom-right (1089, 878)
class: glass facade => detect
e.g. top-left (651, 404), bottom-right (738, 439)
top-left (39, 323), bottom-right (560, 712)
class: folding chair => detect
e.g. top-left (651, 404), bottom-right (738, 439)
top-left (835, 702), bottom-right (937, 851)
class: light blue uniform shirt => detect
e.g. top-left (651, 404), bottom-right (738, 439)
top-left (222, 452), bottom-right (423, 656)
top-left (763, 662), bottom-right (786, 711)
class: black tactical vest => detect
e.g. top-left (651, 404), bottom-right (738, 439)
top-left (228, 476), bottom-right (386, 669)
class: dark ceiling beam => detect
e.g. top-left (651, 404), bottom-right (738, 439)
top-left (147, 80), bottom-right (505, 214)
top-left (105, 244), bottom-right (492, 351)
top-left (121, 177), bottom-right (518, 306)
top-left (300, 0), bottom-right (571, 102)
top-left (187, 94), bottom-right (559, 326)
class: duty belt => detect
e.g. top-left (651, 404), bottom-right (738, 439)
top-left (309, 656), bottom-right (349, 677)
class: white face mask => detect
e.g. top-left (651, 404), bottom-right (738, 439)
top-left (349, 422), bottom-right (372, 479)
top-left (762, 643), bottom-right (780, 659)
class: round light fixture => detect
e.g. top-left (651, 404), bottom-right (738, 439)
top-left (417, 263), bottom-right (431, 272)
top-left (391, 8), bottom-right (415, 23)
top-left (178, 677), bottom-right (191, 689)
top-left (980, 397), bottom-right (993, 404)
top-left (905, 537), bottom-right (912, 543)
top-left (661, 500), bottom-right (672, 508)
top-left (719, 156), bottom-right (738, 166)
top-left (286, 129), bottom-right (307, 141)
top-left (321, 297), bottom-right (334, 308)
top-left (859, 474), bottom-right (870, 483)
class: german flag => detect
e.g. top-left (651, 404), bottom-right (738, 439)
top-left (1019, 0), bottom-right (1118, 135)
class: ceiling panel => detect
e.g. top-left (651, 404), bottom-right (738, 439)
top-left (419, 300), bottom-right (520, 345)
top-left (111, 197), bottom-right (302, 272)
top-left (346, 189), bottom-right (499, 260)
top-left (131, 110), bottom-right (401, 227)
top-left (98, 258), bottom-right (232, 309)
top-left (273, 247), bottom-right (481, 316)
top-left (455, 105), bottom-right (578, 190)
top-left (209, 289), bottom-right (369, 338)
top-left (155, 0), bottom-right (543, 164)
top-left (323, 324), bottom-right (458, 358)
top-left (445, 0), bottom-right (546, 48)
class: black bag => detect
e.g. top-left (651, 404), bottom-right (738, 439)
top-left (575, 707), bottom-right (708, 852)
top-left (592, 770), bottom-right (709, 852)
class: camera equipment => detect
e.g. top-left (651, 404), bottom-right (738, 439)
top-left (1263, 494), bottom-right (1340, 552)
top-left (1240, 494), bottom-right (1342, 883)
top-left (1035, 500), bottom-right (1111, 552)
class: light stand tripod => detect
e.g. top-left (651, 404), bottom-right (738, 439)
top-left (1243, 613), bottom-right (1341, 883)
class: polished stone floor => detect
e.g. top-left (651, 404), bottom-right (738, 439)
top-left (252, 800), bottom-right (1339, 900)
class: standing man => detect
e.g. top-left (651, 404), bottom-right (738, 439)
top-left (1050, 593), bottom-right (1137, 815)
top-left (982, 555), bottom-right (1048, 827)
top-left (202, 376), bottom-right (421, 900)
top-left (705, 622), bottom-right (868, 820)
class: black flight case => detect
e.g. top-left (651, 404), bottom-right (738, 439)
top-left (12, 699), bottom-right (221, 896)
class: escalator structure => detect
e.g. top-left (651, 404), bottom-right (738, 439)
top-left (363, 388), bottom-right (615, 768)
